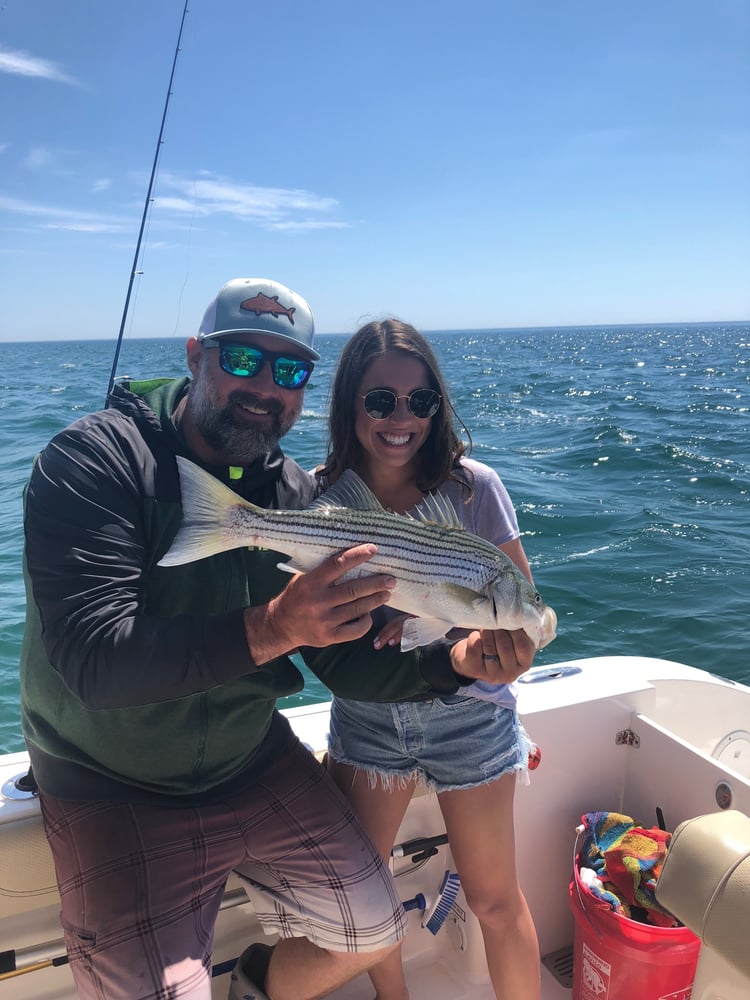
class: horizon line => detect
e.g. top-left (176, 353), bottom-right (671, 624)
top-left (2, 317), bottom-right (749, 346)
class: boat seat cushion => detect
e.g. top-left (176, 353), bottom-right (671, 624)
top-left (0, 814), bottom-right (59, 919)
top-left (655, 809), bottom-right (750, 978)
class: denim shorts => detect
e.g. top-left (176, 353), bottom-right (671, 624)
top-left (328, 694), bottom-right (533, 793)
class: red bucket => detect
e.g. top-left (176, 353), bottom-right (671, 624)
top-left (568, 864), bottom-right (700, 1000)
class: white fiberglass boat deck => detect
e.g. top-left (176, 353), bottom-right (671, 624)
top-left (2, 655), bottom-right (749, 999)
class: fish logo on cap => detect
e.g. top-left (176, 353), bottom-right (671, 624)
top-left (240, 293), bottom-right (296, 326)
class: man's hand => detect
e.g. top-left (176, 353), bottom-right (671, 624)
top-left (244, 545), bottom-right (395, 665)
top-left (450, 627), bottom-right (537, 685)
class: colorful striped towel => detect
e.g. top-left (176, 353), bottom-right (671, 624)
top-left (578, 811), bottom-right (677, 927)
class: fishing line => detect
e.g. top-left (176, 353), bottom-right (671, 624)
top-left (170, 176), bottom-right (199, 340)
top-left (105, 0), bottom-right (190, 402)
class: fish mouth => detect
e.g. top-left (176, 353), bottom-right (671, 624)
top-left (379, 431), bottom-right (414, 448)
top-left (537, 606), bottom-right (558, 649)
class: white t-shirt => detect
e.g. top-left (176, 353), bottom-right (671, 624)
top-left (430, 459), bottom-right (521, 710)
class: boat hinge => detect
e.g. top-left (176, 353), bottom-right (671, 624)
top-left (615, 728), bottom-right (640, 748)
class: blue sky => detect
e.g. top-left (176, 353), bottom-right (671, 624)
top-left (1, 0), bottom-right (748, 341)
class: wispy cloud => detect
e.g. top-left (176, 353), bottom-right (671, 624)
top-left (42, 222), bottom-right (124, 233)
top-left (25, 147), bottom-right (53, 169)
top-left (266, 220), bottom-right (351, 232)
top-left (156, 172), bottom-right (349, 230)
top-left (0, 170), bottom-right (351, 238)
top-left (0, 195), bottom-right (129, 233)
top-left (0, 46), bottom-right (77, 85)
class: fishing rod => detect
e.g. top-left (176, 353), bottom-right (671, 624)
top-left (105, 0), bottom-right (190, 404)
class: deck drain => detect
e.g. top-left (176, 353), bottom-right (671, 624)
top-left (542, 944), bottom-right (574, 989)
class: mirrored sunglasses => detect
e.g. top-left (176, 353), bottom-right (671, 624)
top-left (361, 388), bottom-right (442, 420)
top-left (206, 341), bottom-right (313, 390)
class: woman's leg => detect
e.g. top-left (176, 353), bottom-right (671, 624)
top-left (438, 775), bottom-right (540, 1000)
top-left (328, 758), bottom-right (418, 1000)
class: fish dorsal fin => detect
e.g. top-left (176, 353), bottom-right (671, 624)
top-left (410, 490), bottom-right (465, 530)
top-left (312, 471), bottom-right (464, 530)
top-left (310, 469), bottom-right (386, 512)
top-left (311, 469), bottom-right (466, 531)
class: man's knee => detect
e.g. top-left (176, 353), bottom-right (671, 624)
top-left (328, 939), bottom-right (401, 977)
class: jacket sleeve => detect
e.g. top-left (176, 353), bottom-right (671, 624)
top-left (23, 416), bottom-right (253, 710)
top-left (300, 630), bottom-right (462, 702)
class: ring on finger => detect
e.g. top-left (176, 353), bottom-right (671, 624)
top-left (482, 653), bottom-right (500, 661)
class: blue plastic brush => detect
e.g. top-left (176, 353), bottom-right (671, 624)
top-left (422, 870), bottom-right (461, 934)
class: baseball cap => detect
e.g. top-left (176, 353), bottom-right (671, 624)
top-left (198, 278), bottom-right (319, 361)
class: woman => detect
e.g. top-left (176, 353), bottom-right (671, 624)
top-left (316, 320), bottom-right (541, 1000)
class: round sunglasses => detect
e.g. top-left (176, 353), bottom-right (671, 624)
top-left (206, 341), bottom-right (314, 390)
top-left (361, 388), bottom-right (442, 420)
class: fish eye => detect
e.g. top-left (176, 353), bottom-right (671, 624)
top-left (534, 592), bottom-right (542, 605)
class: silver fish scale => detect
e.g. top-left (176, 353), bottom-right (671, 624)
top-left (231, 504), bottom-right (503, 590)
top-left (161, 457), bottom-right (555, 647)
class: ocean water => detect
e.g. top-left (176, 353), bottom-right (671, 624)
top-left (1, 324), bottom-right (748, 755)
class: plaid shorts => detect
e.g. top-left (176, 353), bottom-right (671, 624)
top-left (40, 741), bottom-right (405, 999)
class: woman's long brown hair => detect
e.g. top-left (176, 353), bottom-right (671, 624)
top-left (319, 319), bottom-right (473, 495)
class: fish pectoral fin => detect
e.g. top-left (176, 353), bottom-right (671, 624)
top-left (276, 558), bottom-right (309, 575)
top-left (471, 594), bottom-right (494, 614)
top-left (275, 559), bottom-right (373, 580)
top-left (400, 617), bottom-right (453, 651)
top-left (276, 560), bottom-right (300, 575)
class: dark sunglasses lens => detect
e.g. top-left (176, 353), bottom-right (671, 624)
top-left (409, 389), bottom-right (441, 418)
top-left (273, 358), bottom-right (312, 389)
top-left (220, 345), bottom-right (263, 377)
top-left (218, 344), bottom-right (311, 389)
top-left (363, 390), bottom-right (397, 419)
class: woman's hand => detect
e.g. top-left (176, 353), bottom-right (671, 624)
top-left (450, 627), bottom-right (537, 685)
top-left (372, 612), bottom-right (413, 650)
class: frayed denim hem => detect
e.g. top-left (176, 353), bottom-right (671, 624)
top-left (328, 729), bottom-right (535, 795)
top-left (328, 752), bottom-right (425, 793)
top-left (328, 701), bottom-right (537, 794)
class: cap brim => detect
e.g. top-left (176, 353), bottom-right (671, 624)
top-left (199, 329), bottom-right (320, 362)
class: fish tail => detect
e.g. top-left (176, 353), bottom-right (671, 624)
top-left (157, 457), bottom-right (253, 566)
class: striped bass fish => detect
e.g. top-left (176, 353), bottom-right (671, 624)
top-left (159, 457), bottom-right (557, 651)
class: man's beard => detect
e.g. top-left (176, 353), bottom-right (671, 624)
top-left (189, 382), bottom-right (301, 465)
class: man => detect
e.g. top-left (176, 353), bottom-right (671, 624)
top-left (21, 278), bottom-right (522, 1000)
